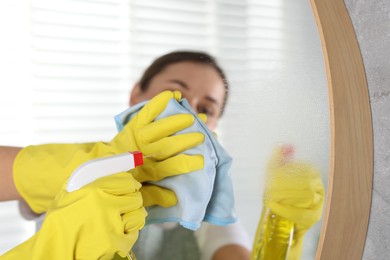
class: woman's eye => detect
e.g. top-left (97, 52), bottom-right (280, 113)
top-left (199, 107), bottom-right (215, 117)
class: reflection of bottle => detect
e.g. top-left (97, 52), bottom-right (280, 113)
top-left (251, 207), bottom-right (294, 260)
top-left (251, 144), bottom-right (295, 260)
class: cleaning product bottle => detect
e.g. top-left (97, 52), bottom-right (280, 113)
top-left (66, 151), bottom-right (144, 260)
top-left (251, 144), bottom-right (295, 260)
top-left (251, 206), bottom-right (294, 260)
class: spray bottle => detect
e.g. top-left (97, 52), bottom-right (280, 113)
top-left (251, 144), bottom-right (295, 260)
top-left (66, 151), bottom-right (144, 260)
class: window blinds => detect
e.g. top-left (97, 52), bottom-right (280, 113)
top-left (29, 0), bottom-right (132, 144)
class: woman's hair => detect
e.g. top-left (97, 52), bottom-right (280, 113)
top-left (139, 50), bottom-right (229, 117)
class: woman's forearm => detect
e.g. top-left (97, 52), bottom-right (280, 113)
top-left (0, 146), bottom-right (23, 201)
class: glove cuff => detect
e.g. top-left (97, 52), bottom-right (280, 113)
top-left (13, 143), bottom-right (99, 214)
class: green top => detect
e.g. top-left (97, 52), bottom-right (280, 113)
top-left (132, 224), bottom-right (200, 260)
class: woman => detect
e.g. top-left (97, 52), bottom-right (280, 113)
top-left (127, 51), bottom-right (251, 260)
top-left (0, 51), bottom-right (251, 259)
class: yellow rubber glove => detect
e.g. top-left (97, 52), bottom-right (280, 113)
top-left (263, 145), bottom-right (325, 260)
top-left (2, 172), bottom-right (146, 260)
top-left (13, 91), bottom-right (205, 213)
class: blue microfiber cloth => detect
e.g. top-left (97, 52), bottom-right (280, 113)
top-left (114, 97), bottom-right (237, 230)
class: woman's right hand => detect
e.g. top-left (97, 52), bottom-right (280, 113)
top-left (2, 172), bottom-right (146, 260)
top-left (13, 91), bottom-right (205, 214)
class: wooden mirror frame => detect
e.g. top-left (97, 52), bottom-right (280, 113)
top-left (310, 0), bottom-right (374, 259)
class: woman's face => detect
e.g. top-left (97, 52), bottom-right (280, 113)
top-left (130, 61), bottom-right (226, 130)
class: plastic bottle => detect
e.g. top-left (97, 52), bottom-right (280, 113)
top-left (251, 206), bottom-right (294, 260)
top-left (251, 144), bottom-right (295, 260)
top-left (66, 151), bottom-right (143, 260)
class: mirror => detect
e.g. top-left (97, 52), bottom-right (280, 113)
top-left (0, 0), bottom-right (373, 259)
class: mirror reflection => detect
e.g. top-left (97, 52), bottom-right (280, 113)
top-left (0, 0), bottom-right (329, 259)
top-left (217, 1), bottom-right (329, 259)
